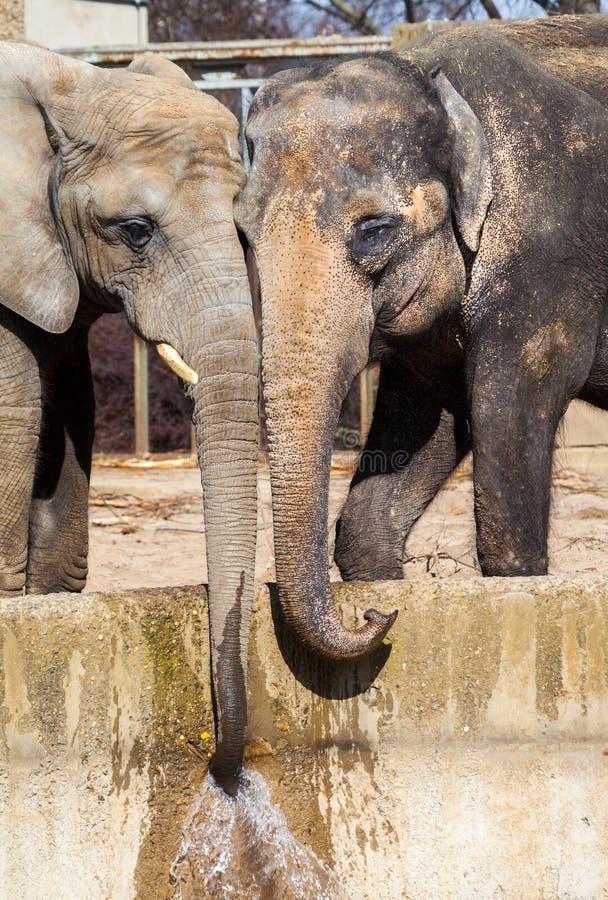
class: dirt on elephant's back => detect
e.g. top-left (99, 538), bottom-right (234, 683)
top-left (89, 314), bottom-right (192, 454)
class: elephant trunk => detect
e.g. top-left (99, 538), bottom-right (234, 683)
top-left (268, 412), bottom-right (396, 661)
top-left (259, 241), bottom-right (397, 663)
top-left (179, 268), bottom-right (258, 796)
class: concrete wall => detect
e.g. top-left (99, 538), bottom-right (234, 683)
top-left (25, 0), bottom-right (147, 48)
top-left (1, 579), bottom-right (607, 898)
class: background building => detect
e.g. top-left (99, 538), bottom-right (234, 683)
top-left (0, 0), bottom-right (148, 46)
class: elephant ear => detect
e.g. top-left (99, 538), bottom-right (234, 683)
top-left (0, 48), bottom-right (79, 333)
top-left (128, 53), bottom-right (196, 91)
top-left (432, 69), bottom-right (493, 253)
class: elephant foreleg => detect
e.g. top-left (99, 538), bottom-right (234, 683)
top-left (0, 407), bottom-right (40, 595)
top-left (26, 330), bottom-right (94, 594)
top-left (469, 313), bottom-right (595, 576)
top-left (0, 315), bottom-right (41, 595)
top-left (335, 356), bottom-right (469, 581)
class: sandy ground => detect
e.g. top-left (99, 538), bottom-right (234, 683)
top-left (86, 450), bottom-right (608, 592)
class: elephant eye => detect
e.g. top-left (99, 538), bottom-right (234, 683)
top-left (351, 214), bottom-right (401, 265)
top-left (114, 217), bottom-right (155, 251)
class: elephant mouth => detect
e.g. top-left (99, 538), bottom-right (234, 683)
top-left (376, 289), bottom-right (417, 331)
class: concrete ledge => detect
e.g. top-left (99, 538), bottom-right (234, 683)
top-left (1, 578), bottom-right (608, 897)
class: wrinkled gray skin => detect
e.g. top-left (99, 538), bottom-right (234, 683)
top-left (0, 44), bottom-right (258, 794)
top-left (236, 15), bottom-right (608, 662)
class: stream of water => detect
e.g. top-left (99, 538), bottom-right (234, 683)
top-left (169, 769), bottom-right (342, 898)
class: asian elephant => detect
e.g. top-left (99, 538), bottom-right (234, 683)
top-left (0, 43), bottom-right (258, 794)
top-left (236, 16), bottom-right (608, 662)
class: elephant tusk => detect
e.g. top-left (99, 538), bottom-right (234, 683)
top-left (156, 343), bottom-right (199, 385)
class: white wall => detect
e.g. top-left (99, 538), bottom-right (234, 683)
top-left (25, 0), bottom-right (147, 48)
top-left (561, 399), bottom-right (608, 447)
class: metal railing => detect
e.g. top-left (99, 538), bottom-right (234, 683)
top-left (58, 34), bottom-right (392, 66)
top-left (59, 28), bottom-right (442, 454)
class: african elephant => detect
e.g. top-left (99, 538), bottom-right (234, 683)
top-left (236, 16), bottom-right (608, 662)
top-left (0, 43), bottom-right (257, 794)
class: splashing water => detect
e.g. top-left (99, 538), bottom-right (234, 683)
top-left (169, 769), bottom-right (342, 899)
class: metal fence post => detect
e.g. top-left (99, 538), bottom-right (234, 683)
top-left (133, 335), bottom-right (150, 456)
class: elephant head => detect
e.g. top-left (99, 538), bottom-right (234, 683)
top-left (0, 43), bottom-right (258, 794)
top-left (235, 55), bottom-right (492, 662)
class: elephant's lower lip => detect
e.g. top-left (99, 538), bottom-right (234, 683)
top-left (378, 293), bottom-right (415, 327)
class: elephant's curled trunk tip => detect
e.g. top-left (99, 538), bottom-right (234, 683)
top-left (364, 606), bottom-right (398, 632)
top-left (360, 606), bottom-right (399, 651)
top-left (295, 603), bottom-right (398, 662)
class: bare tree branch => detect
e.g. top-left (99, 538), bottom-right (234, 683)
top-left (303, 0), bottom-right (383, 35)
top-left (447, 0), bottom-right (477, 18)
top-left (478, 0), bottom-right (502, 17)
top-left (149, 0), bottom-right (294, 42)
top-left (536, 0), bottom-right (600, 11)
top-left (151, 0), bottom-right (600, 53)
